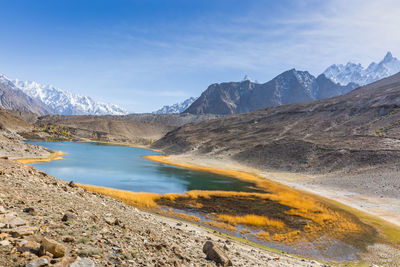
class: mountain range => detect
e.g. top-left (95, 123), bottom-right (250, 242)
top-left (153, 97), bottom-right (198, 114)
top-left (180, 52), bottom-right (399, 115)
top-left (323, 52), bottom-right (400, 86)
top-left (0, 74), bottom-right (51, 115)
top-left (3, 52), bottom-right (400, 116)
top-left (0, 74), bottom-right (127, 116)
top-left (184, 70), bottom-right (357, 115)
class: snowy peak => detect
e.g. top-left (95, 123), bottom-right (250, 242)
top-left (0, 74), bottom-right (52, 115)
top-left (323, 52), bottom-right (400, 86)
top-left (154, 97), bottom-right (198, 114)
top-left (12, 79), bottom-right (128, 116)
top-left (382, 51), bottom-right (394, 62)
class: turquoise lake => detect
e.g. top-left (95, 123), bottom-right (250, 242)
top-left (28, 141), bottom-right (261, 194)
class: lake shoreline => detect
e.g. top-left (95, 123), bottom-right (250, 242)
top-left (150, 154), bottom-right (400, 228)
top-left (16, 140), bottom-right (400, 264)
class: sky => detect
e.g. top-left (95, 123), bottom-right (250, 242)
top-left (1, 0), bottom-right (400, 113)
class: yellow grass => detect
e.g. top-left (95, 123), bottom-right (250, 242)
top-left (204, 221), bottom-right (238, 232)
top-left (216, 214), bottom-right (285, 229)
top-left (240, 228), bottom-right (251, 235)
top-left (254, 231), bottom-right (270, 241)
top-left (15, 151), bottom-right (65, 164)
top-left (79, 184), bottom-right (160, 208)
top-left (158, 208), bottom-right (201, 222)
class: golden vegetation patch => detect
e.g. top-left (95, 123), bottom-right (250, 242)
top-left (215, 214), bottom-right (285, 229)
top-left (79, 184), bottom-right (160, 208)
top-left (204, 221), bottom-right (238, 232)
top-left (159, 208), bottom-right (201, 222)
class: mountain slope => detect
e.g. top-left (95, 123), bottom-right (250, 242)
top-left (184, 69), bottom-right (357, 115)
top-left (0, 75), bottom-right (52, 115)
top-left (154, 97), bottom-right (198, 114)
top-left (14, 79), bottom-right (128, 115)
top-left (154, 73), bottom-right (400, 173)
top-left (324, 52), bottom-right (400, 86)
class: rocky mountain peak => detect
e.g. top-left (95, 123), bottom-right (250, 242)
top-left (383, 51), bottom-right (394, 62)
top-left (323, 52), bottom-right (400, 86)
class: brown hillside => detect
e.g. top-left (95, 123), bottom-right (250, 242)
top-left (153, 72), bottom-right (400, 174)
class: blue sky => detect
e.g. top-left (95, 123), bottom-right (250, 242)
top-left (1, 0), bottom-right (400, 112)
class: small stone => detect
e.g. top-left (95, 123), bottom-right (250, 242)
top-left (61, 213), bottom-right (75, 222)
top-left (40, 237), bottom-right (66, 258)
top-left (52, 257), bottom-right (76, 267)
top-left (0, 239), bottom-right (10, 246)
top-left (203, 241), bottom-right (232, 267)
top-left (63, 235), bottom-right (75, 242)
top-left (26, 257), bottom-right (49, 267)
top-left (68, 181), bottom-right (77, 188)
top-left (69, 258), bottom-right (96, 267)
top-left (0, 205), bottom-right (6, 214)
top-left (17, 240), bottom-right (40, 254)
top-left (23, 207), bottom-right (37, 215)
top-left (0, 233), bottom-right (9, 240)
top-left (105, 217), bottom-right (118, 226)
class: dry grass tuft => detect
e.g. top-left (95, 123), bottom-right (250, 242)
top-left (204, 221), bottom-right (238, 232)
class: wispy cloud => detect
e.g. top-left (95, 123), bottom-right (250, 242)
top-left (4, 0), bottom-right (400, 112)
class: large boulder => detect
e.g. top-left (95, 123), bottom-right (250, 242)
top-left (40, 237), bottom-right (66, 258)
top-left (203, 241), bottom-right (232, 266)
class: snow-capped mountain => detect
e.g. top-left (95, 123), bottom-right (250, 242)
top-left (0, 74), bottom-right (52, 115)
top-left (154, 97), bottom-right (198, 114)
top-left (324, 52), bottom-right (400, 86)
top-left (13, 79), bottom-right (128, 116)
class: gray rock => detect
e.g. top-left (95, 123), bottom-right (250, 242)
top-left (0, 239), bottom-right (10, 246)
top-left (69, 258), bottom-right (96, 267)
top-left (7, 217), bottom-right (27, 228)
top-left (26, 258), bottom-right (49, 267)
top-left (203, 241), bottom-right (232, 267)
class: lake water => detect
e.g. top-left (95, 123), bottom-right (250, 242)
top-left (28, 141), bottom-right (262, 194)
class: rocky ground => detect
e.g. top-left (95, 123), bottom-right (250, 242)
top-left (0, 158), bottom-right (323, 267)
top-left (0, 130), bottom-right (51, 159)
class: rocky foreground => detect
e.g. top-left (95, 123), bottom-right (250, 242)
top-left (0, 158), bottom-right (323, 267)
